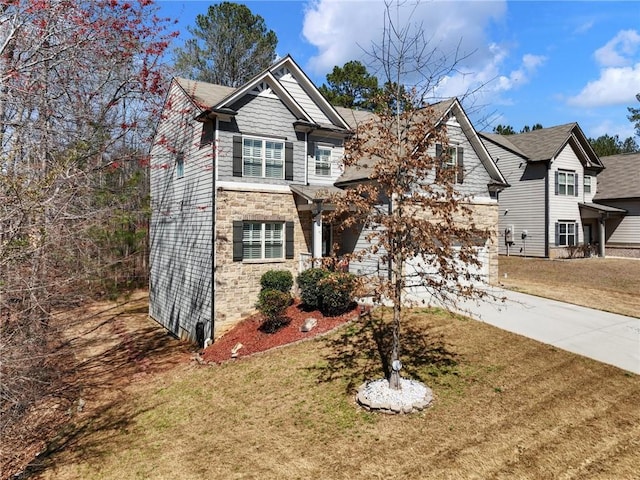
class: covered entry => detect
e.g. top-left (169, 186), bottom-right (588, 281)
top-left (579, 203), bottom-right (626, 257)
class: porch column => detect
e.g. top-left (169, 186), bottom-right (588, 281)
top-left (312, 201), bottom-right (323, 259)
top-left (598, 217), bottom-right (606, 258)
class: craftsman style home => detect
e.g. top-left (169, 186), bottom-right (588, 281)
top-left (149, 55), bottom-right (507, 343)
top-left (479, 124), bottom-right (626, 258)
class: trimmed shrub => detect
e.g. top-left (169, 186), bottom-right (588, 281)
top-left (260, 270), bottom-right (293, 293)
top-left (318, 272), bottom-right (357, 316)
top-left (297, 268), bottom-right (329, 310)
top-left (256, 289), bottom-right (292, 333)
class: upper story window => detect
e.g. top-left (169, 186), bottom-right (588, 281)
top-left (315, 147), bottom-right (331, 176)
top-left (584, 175), bottom-right (592, 194)
top-left (176, 152), bottom-right (184, 179)
top-left (556, 170), bottom-right (577, 196)
top-left (435, 143), bottom-right (464, 184)
top-left (233, 135), bottom-right (293, 181)
top-left (243, 137), bottom-right (284, 179)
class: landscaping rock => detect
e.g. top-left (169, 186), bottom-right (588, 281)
top-left (300, 318), bottom-right (318, 332)
top-left (356, 377), bottom-right (433, 414)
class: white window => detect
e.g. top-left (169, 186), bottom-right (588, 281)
top-left (242, 222), bottom-right (284, 260)
top-left (243, 137), bottom-right (284, 178)
top-left (584, 175), bottom-right (592, 194)
top-left (176, 152), bottom-right (184, 178)
top-left (558, 171), bottom-right (575, 196)
top-left (444, 147), bottom-right (458, 169)
top-left (557, 221), bottom-right (576, 246)
top-left (315, 147), bottom-right (331, 176)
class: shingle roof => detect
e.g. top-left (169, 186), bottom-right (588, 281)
top-left (503, 123), bottom-right (577, 162)
top-left (335, 99), bottom-right (459, 184)
top-left (593, 152), bottom-right (640, 200)
top-left (174, 77), bottom-right (236, 111)
top-left (478, 132), bottom-right (527, 158)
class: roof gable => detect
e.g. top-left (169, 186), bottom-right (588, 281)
top-left (336, 98), bottom-right (507, 187)
top-left (480, 123), bottom-right (603, 169)
top-left (212, 55), bottom-right (351, 131)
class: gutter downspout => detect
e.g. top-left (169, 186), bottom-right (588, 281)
top-left (211, 118), bottom-right (219, 343)
top-left (545, 160), bottom-right (550, 258)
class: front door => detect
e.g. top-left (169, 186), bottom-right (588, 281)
top-left (583, 224), bottom-right (592, 245)
top-left (322, 223), bottom-right (332, 257)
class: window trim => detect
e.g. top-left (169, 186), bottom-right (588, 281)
top-left (555, 169), bottom-right (578, 196)
top-left (233, 220), bottom-right (294, 262)
top-left (556, 220), bottom-right (578, 246)
top-left (315, 146), bottom-right (332, 176)
top-left (176, 152), bottom-right (184, 179)
top-left (242, 221), bottom-right (284, 260)
top-left (242, 136), bottom-right (285, 179)
top-left (584, 175), bottom-right (592, 194)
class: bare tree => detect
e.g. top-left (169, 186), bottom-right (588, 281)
top-left (0, 0), bottom-right (173, 472)
top-left (331, 2), bottom-right (499, 390)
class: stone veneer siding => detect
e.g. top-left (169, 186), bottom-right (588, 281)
top-left (458, 202), bottom-right (499, 283)
top-left (214, 188), bottom-right (311, 338)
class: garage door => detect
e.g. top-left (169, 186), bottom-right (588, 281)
top-left (403, 246), bottom-right (489, 304)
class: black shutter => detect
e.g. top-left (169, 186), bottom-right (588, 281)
top-left (575, 222), bottom-right (580, 245)
top-left (233, 136), bottom-right (242, 177)
top-left (285, 142), bottom-right (294, 181)
top-left (233, 221), bottom-right (243, 261)
top-left (574, 173), bottom-right (579, 197)
top-left (435, 144), bottom-right (442, 180)
top-left (456, 147), bottom-right (464, 184)
top-left (285, 221), bottom-right (294, 259)
top-left (554, 171), bottom-right (559, 195)
top-left (555, 222), bottom-right (559, 246)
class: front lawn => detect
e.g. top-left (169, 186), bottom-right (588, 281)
top-left (23, 296), bottom-right (639, 480)
top-left (499, 256), bottom-right (640, 318)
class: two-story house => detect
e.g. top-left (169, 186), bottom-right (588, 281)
top-left (479, 124), bottom-right (625, 258)
top-left (149, 55), bottom-right (507, 344)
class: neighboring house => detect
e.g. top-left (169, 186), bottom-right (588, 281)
top-left (149, 55), bottom-right (507, 344)
top-left (593, 152), bottom-right (640, 257)
top-left (479, 124), bottom-right (623, 258)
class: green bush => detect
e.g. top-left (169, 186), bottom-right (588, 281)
top-left (260, 270), bottom-right (293, 293)
top-left (256, 289), bottom-right (292, 333)
top-left (297, 268), bottom-right (329, 310)
top-left (318, 272), bottom-right (357, 316)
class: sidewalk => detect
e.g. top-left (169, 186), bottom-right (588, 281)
top-left (457, 289), bottom-right (640, 375)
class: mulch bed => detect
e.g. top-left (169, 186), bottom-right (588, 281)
top-left (201, 301), bottom-right (362, 364)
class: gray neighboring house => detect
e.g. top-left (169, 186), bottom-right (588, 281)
top-left (149, 55), bottom-right (507, 344)
top-left (479, 124), bottom-right (626, 258)
top-left (593, 152), bottom-right (640, 257)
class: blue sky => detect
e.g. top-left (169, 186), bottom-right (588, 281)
top-left (156, 0), bottom-right (640, 139)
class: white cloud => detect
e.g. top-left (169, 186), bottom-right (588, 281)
top-left (567, 63), bottom-right (640, 107)
top-left (302, 0), bottom-right (507, 91)
top-left (567, 30), bottom-right (640, 108)
top-left (587, 118), bottom-right (635, 140)
top-left (573, 20), bottom-right (594, 35)
top-left (594, 29), bottom-right (640, 67)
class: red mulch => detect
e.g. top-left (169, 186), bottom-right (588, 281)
top-left (201, 301), bottom-right (361, 364)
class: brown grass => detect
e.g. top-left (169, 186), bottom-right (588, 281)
top-left (498, 256), bottom-right (640, 318)
top-left (16, 294), bottom-right (639, 480)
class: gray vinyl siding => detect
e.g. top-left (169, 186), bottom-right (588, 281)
top-left (482, 140), bottom-right (547, 257)
top-left (279, 76), bottom-right (332, 125)
top-left (445, 124), bottom-right (494, 198)
top-left (217, 95), bottom-right (305, 184)
top-left (149, 81), bottom-right (214, 341)
top-left (548, 144), bottom-right (585, 247)
top-left (600, 199), bottom-right (640, 245)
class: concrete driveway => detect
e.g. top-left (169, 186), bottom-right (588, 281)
top-left (456, 289), bottom-right (640, 375)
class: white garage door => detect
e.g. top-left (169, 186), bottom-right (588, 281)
top-left (403, 246), bottom-right (489, 304)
